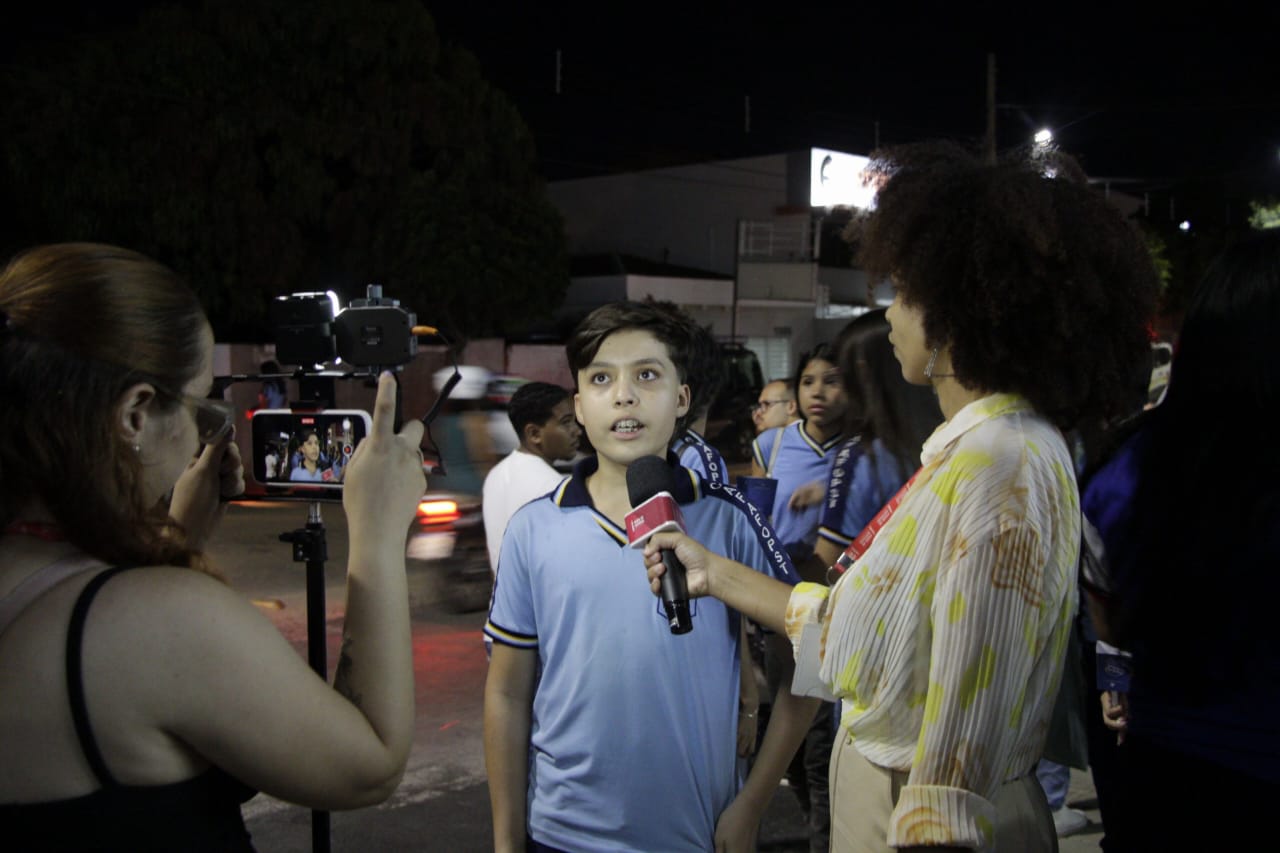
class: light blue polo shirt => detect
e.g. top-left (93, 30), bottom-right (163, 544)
top-left (817, 436), bottom-right (914, 548)
top-left (751, 421), bottom-right (843, 556)
top-left (485, 455), bottom-right (796, 853)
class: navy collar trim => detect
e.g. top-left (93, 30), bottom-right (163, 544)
top-left (797, 420), bottom-right (844, 454)
top-left (556, 452), bottom-right (700, 510)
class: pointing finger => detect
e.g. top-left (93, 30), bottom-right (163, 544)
top-left (369, 371), bottom-right (398, 441)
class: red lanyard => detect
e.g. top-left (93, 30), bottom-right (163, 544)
top-left (829, 467), bottom-right (922, 578)
top-left (3, 521), bottom-right (67, 542)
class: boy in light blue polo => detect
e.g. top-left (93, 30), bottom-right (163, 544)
top-left (484, 301), bottom-right (819, 853)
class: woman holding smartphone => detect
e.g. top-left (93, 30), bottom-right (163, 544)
top-left (0, 243), bottom-right (426, 851)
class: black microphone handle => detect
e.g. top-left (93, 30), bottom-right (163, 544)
top-left (659, 548), bottom-right (693, 635)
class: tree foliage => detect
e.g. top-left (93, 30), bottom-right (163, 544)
top-left (0, 0), bottom-right (567, 339)
top-left (1249, 198), bottom-right (1280, 230)
top-left (1139, 223), bottom-right (1173, 295)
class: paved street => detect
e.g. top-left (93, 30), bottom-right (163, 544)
top-left (207, 500), bottom-right (492, 850)
top-left (211, 501), bottom-right (1108, 852)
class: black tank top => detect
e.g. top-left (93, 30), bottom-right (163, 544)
top-left (0, 566), bottom-right (257, 851)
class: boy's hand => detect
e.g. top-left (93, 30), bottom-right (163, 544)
top-left (714, 796), bottom-right (759, 852)
top-left (643, 532), bottom-right (713, 599)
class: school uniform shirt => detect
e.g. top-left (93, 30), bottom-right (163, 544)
top-left (485, 455), bottom-right (797, 853)
top-left (785, 394), bottom-right (1080, 850)
top-left (288, 464), bottom-right (330, 482)
top-left (673, 428), bottom-right (729, 486)
top-left (817, 436), bottom-right (916, 550)
top-left (752, 421), bottom-right (843, 554)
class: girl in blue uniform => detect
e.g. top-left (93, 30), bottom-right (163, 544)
top-left (750, 343), bottom-right (847, 564)
top-left (749, 341), bottom-right (847, 853)
top-left (812, 310), bottom-right (941, 572)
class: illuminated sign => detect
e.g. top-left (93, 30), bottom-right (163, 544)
top-left (809, 148), bottom-right (874, 209)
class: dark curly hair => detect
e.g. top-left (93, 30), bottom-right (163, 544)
top-left (849, 141), bottom-right (1157, 429)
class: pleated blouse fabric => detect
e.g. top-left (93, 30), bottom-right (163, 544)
top-left (785, 393), bottom-right (1080, 850)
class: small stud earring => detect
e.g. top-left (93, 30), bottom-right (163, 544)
top-left (133, 443), bottom-right (141, 454)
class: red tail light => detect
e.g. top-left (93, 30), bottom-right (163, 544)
top-left (417, 499), bottom-right (460, 524)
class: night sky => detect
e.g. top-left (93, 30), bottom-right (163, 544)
top-left (7, 3), bottom-right (1279, 222)
top-left (432, 10), bottom-right (1280, 184)
top-left (430, 9), bottom-right (1280, 224)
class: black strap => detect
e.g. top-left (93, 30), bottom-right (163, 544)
top-left (65, 565), bottom-right (137, 788)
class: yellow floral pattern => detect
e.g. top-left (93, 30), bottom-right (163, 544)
top-left (786, 393), bottom-right (1079, 851)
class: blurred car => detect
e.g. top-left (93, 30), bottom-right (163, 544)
top-left (407, 467), bottom-right (492, 613)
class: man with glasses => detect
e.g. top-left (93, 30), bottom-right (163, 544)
top-left (752, 379), bottom-right (798, 434)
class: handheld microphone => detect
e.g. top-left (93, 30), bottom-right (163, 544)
top-left (625, 455), bottom-right (693, 635)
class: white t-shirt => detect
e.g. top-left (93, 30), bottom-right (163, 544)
top-left (482, 449), bottom-right (567, 574)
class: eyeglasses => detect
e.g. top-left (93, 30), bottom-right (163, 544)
top-left (183, 395), bottom-right (235, 444)
top-left (155, 385), bottom-right (234, 445)
top-left (751, 399), bottom-right (790, 414)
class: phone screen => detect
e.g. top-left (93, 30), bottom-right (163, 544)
top-left (250, 409), bottom-right (371, 493)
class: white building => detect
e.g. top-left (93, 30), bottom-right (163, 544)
top-left (546, 148), bottom-right (885, 382)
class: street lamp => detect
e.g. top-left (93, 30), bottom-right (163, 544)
top-left (1034, 128), bottom-right (1054, 146)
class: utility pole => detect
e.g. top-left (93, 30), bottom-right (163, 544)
top-left (984, 53), bottom-right (997, 164)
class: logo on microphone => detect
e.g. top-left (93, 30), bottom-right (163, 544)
top-left (624, 492), bottom-right (686, 549)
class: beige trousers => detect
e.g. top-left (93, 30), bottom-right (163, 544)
top-left (828, 730), bottom-right (1057, 853)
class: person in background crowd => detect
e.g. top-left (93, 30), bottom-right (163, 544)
top-left (257, 360), bottom-right (286, 411)
top-left (481, 382), bottom-right (579, 576)
top-left (753, 378), bottom-right (798, 434)
top-left (750, 344), bottom-right (847, 565)
top-left (656, 304), bottom-right (729, 486)
top-left (810, 308), bottom-right (941, 575)
top-left (430, 364), bottom-right (496, 495)
top-left (748, 341), bottom-right (848, 852)
top-left (1081, 229), bottom-right (1280, 852)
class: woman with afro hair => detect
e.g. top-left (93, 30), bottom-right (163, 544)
top-left (640, 141), bottom-right (1157, 852)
